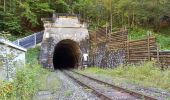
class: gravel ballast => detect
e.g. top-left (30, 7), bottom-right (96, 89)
top-left (78, 72), bottom-right (170, 100)
top-left (53, 70), bottom-right (99, 100)
top-left (34, 70), bottom-right (99, 100)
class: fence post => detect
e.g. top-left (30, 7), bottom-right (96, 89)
top-left (95, 27), bottom-right (97, 44)
top-left (34, 33), bottom-right (36, 47)
top-left (17, 39), bottom-right (20, 46)
top-left (106, 26), bottom-right (107, 40)
top-left (156, 44), bottom-right (160, 63)
top-left (93, 53), bottom-right (95, 66)
top-left (147, 34), bottom-right (151, 61)
top-left (127, 41), bottom-right (130, 63)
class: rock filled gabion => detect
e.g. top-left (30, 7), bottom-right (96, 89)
top-left (90, 43), bottom-right (126, 68)
top-left (106, 50), bottom-right (125, 68)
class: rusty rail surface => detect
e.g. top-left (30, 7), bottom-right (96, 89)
top-left (69, 70), bottom-right (157, 100)
top-left (63, 71), bottom-right (113, 100)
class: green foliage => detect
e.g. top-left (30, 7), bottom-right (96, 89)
top-left (129, 27), bottom-right (170, 50)
top-left (156, 28), bottom-right (170, 50)
top-left (64, 90), bottom-right (72, 97)
top-left (44, 72), bottom-right (60, 92)
top-left (0, 11), bottom-right (22, 35)
top-left (17, 0), bottom-right (53, 26)
top-left (156, 34), bottom-right (170, 50)
top-left (0, 0), bottom-right (170, 49)
top-left (0, 12), bottom-right (4, 31)
top-left (26, 46), bottom-right (40, 64)
top-left (0, 63), bottom-right (49, 100)
top-left (53, 0), bottom-right (70, 13)
top-left (4, 17), bottom-right (22, 35)
top-left (80, 62), bottom-right (170, 91)
top-left (72, 0), bottom-right (170, 28)
top-left (14, 64), bottom-right (46, 99)
top-left (0, 0), bottom-right (53, 36)
top-left (129, 27), bottom-right (149, 40)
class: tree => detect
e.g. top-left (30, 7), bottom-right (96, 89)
top-left (0, 0), bottom-right (170, 36)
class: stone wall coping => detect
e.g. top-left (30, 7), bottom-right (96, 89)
top-left (0, 38), bottom-right (27, 52)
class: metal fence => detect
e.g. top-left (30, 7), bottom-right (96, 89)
top-left (13, 31), bottom-right (44, 48)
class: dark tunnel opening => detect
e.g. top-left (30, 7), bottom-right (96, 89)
top-left (53, 39), bottom-right (81, 70)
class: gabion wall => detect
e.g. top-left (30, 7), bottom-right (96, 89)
top-left (89, 43), bottom-right (126, 68)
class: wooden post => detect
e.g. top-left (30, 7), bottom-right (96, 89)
top-left (95, 27), bottom-right (97, 61)
top-left (147, 35), bottom-right (151, 61)
top-left (4, 0), bottom-right (6, 12)
top-left (127, 41), bottom-right (130, 63)
top-left (109, 30), bottom-right (111, 42)
top-left (34, 33), bottom-right (36, 47)
top-left (156, 44), bottom-right (160, 63)
top-left (106, 25), bottom-right (107, 40)
top-left (93, 53), bottom-right (95, 66)
top-left (95, 27), bottom-right (97, 44)
top-left (110, 0), bottom-right (112, 43)
top-left (18, 39), bottom-right (20, 46)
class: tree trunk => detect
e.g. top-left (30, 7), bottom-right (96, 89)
top-left (154, 0), bottom-right (160, 32)
top-left (4, 0), bottom-right (5, 12)
top-left (132, 10), bottom-right (135, 28)
top-left (110, 0), bottom-right (112, 42)
top-left (106, 22), bottom-right (108, 40)
top-left (128, 15), bottom-right (130, 27)
top-left (122, 12), bottom-right (124, 27)
top-left (10, 0), bottom-right (11, 12)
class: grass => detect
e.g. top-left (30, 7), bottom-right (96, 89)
top-left (79, 62), bottom-right (170, 92)
top-left (129, 27), bottom-right (170, 50)
top-left (0, 63), bottom-right (50, 100)
top-left (0, 46), bottom-right (60, 100)
top-left (129, 27), bottom-right (150, 40)
top-left (45, 72), bottom-right (60, 93)
top-left (64, 90), bottom-right (72, 97)
top-left (156, 34), bottom-right (170, 50)
top-left (26, 46), bottom-right (61, 92)
top-left (26, 46), bottom-right (40, 64)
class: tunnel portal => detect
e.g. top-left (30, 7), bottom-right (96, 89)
top-left (53, 39), bottom-right (81, 70)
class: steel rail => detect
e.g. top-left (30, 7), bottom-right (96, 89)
top-left (71, 70), bottom-right (157, 100)
top-left (63, 71), bottom-right (113, 100)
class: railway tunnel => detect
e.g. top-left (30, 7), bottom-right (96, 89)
top-left (40, 13), bottom-right (89, 69)
top-left (53, 39), bottom-right (81, 70)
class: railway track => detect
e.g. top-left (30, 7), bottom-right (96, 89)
top-left (63, 70), bottom-right (157, 100)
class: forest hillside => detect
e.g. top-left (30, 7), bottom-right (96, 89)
top-left (0, 0), bottom-right (170, 49)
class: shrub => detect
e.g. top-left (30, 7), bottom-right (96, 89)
top-left (129, 27), bottom-right (170, 50)
top-left (0, 63), bottom-right (49, 100)
top-left (26, 47), bottom-right (40, 64)
top-left (80, 62), bottom-right (170, 91)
